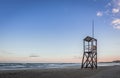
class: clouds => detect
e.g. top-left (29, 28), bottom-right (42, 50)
top-left (112, 0), bottom-right (120, 7)
top-left (112, 19), bottom-right (120, 29)
top-left (0, 50), bottom-right (13, 54)
top-left (110, 0), bottom-right (120, 29)
top-left (96, 0), bottom-right (120, 30)
top-left (96, 11), bottom-right (103, 16)
top-left (29, 54), bottom-right (40, 57)
top-left (111, 0), bottom-right (120, 14)
top-left (112, 8), bottom-right (119, 13)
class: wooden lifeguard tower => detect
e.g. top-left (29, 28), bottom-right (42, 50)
top-left (81, 21), bottom-right (97, 69)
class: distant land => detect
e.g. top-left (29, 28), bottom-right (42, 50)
top-left (99, 60), bottom-right (120, 63)
top-left (112, 60), bottom-right (120, 63)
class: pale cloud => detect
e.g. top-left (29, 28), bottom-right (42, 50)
top-left (118, 2), bottom-right (120, 6)
top-left (113, 0), bottom-right (120, 6)
top-left (107, 2), bottom-right (112, 6)
top-left (113, 25), bottom-right (120, 29)
top-left (96, 11), bottom-right (103, 17)
top-left (112, 0), bottom-right (120, 13)
top-left (112, 8), bottom-right (119, 13)
top-left (29, 54), bottom-right (40, 57)
top-left (72, 56), bottom-right (81, 59)
top-left (112, 19), bottom-right (120, 29)
top-left (112, 19), bottom-right (120, 25)
top-left (0, 50), bottom-right (13, 54)
top-left (105, 0), bottom-right (120, 15)
top-left (98, 0), bottom-right (120, 30)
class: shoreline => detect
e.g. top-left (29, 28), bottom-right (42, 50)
top-left (0, 66), bottom-right (120, 78)
top-left (0, 62), bottom-right (119, 71)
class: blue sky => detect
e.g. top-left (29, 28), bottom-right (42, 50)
top-left (0, 0), bottom-right (120, 63)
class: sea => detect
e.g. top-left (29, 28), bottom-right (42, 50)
top-left (0, 63), bottom-right (120, 70)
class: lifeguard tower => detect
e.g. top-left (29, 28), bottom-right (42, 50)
top-left (81, 21), bottom-right (97, 69)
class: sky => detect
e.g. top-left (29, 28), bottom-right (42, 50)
top-left (0, 0), bottom-right (120, 63)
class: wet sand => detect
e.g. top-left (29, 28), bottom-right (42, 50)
top-left (0, 66), bottom-right (120, 78)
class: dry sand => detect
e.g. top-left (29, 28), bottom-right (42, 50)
top-left (0, 66), bottom-right (120, 78)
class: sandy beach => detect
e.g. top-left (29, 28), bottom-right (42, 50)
top-left (0, 66), bottom-right (120, 78)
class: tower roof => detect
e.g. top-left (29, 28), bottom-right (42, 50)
top-left (84, 36), bottom-right (97, 42)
